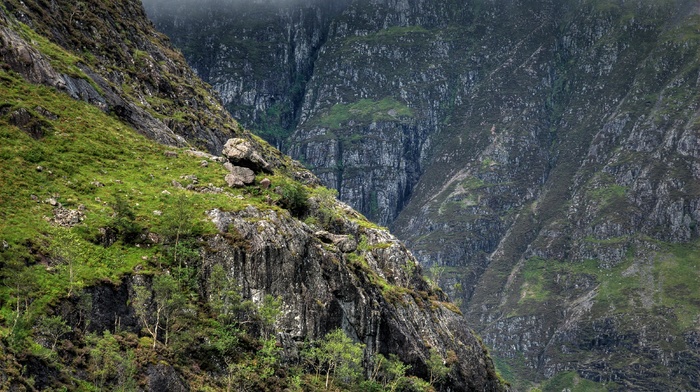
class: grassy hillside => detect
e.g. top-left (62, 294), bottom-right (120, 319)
top-left (0, 1), bottom-right (509, 389)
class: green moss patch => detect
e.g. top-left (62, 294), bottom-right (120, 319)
top-left (310, 98), bottom-right (413, 130)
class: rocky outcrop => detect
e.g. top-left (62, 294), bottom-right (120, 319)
top-left (222, 137), bottom-right (271, 173)
top-left (203, 205), bottom-right (503, 391)
top-left (1, 0), bottom-right (241, 154)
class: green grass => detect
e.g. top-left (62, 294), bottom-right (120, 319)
top-left (0, 69), bottom-right (268, 332)
top-left (518, 258), bottom-right (552, 304)
top-left (662, 14), bottom-right (700, 45)
top-left (0, 65), bottom-right (409, 340)
top-left (512, 238), bottom-right (700, 328)
top-left (540, 371), bottom-right (611, 392)
top-left (656, 241), bottom-right (700, 328)
top-left (13, 21), bottom-right (100, 92)
top-left (310, 98), bottom-right (413, 129)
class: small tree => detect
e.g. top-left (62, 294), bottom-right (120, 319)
top-left (258, 294), bottom-right (281, 339)
top-left (159, 194), bottom-right (202, 279)
top-left (132, 274), bottom-right (187, 349)
top-left (76, 290), bottom-right (93, 334)
top-left (2, 258), bottom-right (38, 352)
top-left (368, 353), bottom-right (411, 391)
top-left (49, 228), bottom-right (88, 296)
top-left (132, 283), bottom-right (160, 348)
top-left (304, 328), bottom-right (364, 390)
top-left (152, 274), bottom-right (187, 347)
top-left (88, 331), bottom-right (120, 389)
top-left (427, 348), bottom-right (450, 387)
top-left (384, 354), bottom-right (411, 392)
top-left (110, 194), bottom-right (141, 244)
top-left (278, 180), bottom-right (309, 216)
top-left (207, 264), bottom-right (251, 324)
top-left (87, 331), bottom-right (137, 390)
top-left (427, 264), bottom-right (446, 290)
top-left (37, 315), bottom-right (72, 351)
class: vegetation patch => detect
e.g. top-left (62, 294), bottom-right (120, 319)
top-left (538, 371), bottom-right (610, 392)
top-left (310, 98), bottom-right (413, 130)
top-left (656, 241), bottom-right (700, 328)
top-left (13, 21), bottom-right (95, 85)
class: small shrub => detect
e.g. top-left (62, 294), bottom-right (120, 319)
top-left (278, 181), bottom-right (309, 216)
top-left (108, 194), bottom-right (141, 244)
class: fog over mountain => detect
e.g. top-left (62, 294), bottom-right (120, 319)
top-left (141, 0), bottom-right (341, 10)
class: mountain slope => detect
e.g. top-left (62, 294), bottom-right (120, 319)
top-left (144, 0), bottom-right (700, 389)
top-left (0, 1), bottom-right (504, 391)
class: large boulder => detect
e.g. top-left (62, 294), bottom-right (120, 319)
top-left (224, 166), bottom-right (255, 188)
top-left (222, 138), bottom-right (271, 173)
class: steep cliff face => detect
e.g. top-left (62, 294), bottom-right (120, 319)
top-left (145, 0), bottom-right (700, 389)
top-left (143, 0), bottom-right (352, 150)
top-left (0, 1), bottom-right (503, 390)
top-left (202, 206), bottom-right (501, 390)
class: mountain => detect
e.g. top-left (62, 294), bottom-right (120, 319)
top-left (143, 0), bottom-right (700, 390)
top-left (0, 1), bottom-right (504, 390)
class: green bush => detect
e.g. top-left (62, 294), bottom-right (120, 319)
top-left (108, 194), bottom-right (141, 244)
top-left (278, 181), bottom-right (309, 216)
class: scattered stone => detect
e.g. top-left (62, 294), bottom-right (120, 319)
top-left (314, 230), bottom-right (358, 253)
top-left (10, 108), bottom-right (50, 139)
top-left (52, 206), bottom-right (85, 227)
top-left (2, 240), bottom-right (8, 250)
top-left (36, 166), bottom-right (43, 172)
top-left (147, 233), bottom-right (160, 244)
top-left (90, 180), bottom-right (105, 187)
top-left (200, 160), bottom-right (209, 167)
top-left (162, 190), bottom-right (171, 195)
top-left (193, 184), bottom-right (224, 194)
top-left (47, 197), bottom-right (59, 206)
top-left (35, 106), bottom-right (58, 120)
top-left (293, 170), bottom-right (321, 186)
top-left (180, 174), bottom-right (198, 184)
top-left (78, 204), bottom-right (86, 211)
top-left (260, 178), bottom-right (271, 189)
top-left (164, 150), bottom-right (178, 158)
top-left (224, 166), bottom-right (255, 188)
top-left (30, 194), bottom-right (39, 202)
top-left (221, 138), bottom-right (271, 173)
top-left (223, 162), bottom-right (235, 172)
top-left (153, 210), bottom-right (163, 216)
top-left (114, 179), bottom-right (123, 184)
top-left (184, 150), bottom-right (213, 159)
top-left (171, 180), bottom-right (183, 189)
top-left (95, 197), bottom-right (102, 203)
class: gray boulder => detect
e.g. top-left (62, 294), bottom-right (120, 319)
top-left (222, 138), bottom-right (271, 173)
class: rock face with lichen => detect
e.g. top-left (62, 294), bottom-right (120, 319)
top-left (202, 205), bottom-right (503, 391)
top-left (145, 0), bottom-right (700, 389)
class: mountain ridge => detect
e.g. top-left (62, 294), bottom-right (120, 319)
top-left (0, 1), bottom-right (504, 390)
top-left (144, 0), bottom-right (700, 389)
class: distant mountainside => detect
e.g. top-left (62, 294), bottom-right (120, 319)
top-left (0, 1), bottom-right (504, 390)
top-left (145, 0), bottom-right (700, 389)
